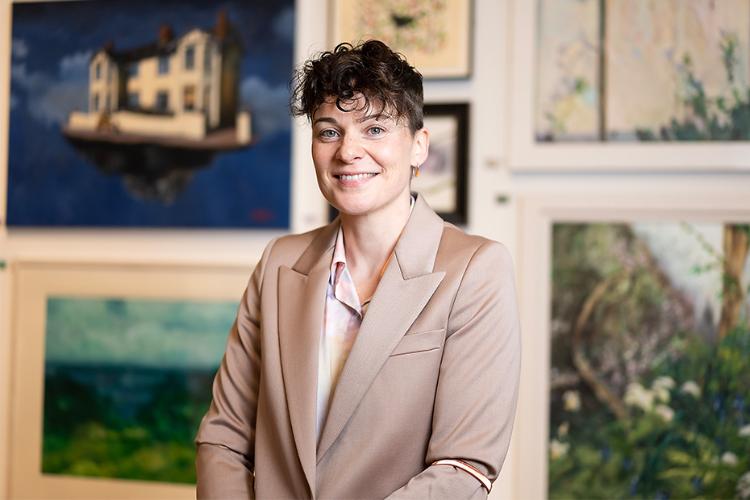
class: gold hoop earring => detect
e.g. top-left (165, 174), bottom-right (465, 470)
top-left (412, 165), bottom-right (420, 177)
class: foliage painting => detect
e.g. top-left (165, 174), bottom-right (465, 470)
top-left (536, 0), bottom-right (750, 142)
top-left (550, 222), bottom-right (750, 499)
top-left (43, 297), bottom-right (236, 483)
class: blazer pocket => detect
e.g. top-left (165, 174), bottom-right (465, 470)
top-left (390, 329), bottom-right (446, 357)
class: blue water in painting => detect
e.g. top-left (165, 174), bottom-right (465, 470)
top-left (8, 0), bottom-right (294, 228)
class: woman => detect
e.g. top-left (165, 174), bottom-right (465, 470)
top-left (195, 40), bottom-right (521, 499)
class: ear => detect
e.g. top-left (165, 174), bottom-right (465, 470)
top-left (411, 127), bottom-right (429, 167)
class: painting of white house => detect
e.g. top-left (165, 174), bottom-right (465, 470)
top-left (8, 0), bottom-right (294, 227)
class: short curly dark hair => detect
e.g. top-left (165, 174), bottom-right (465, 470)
top-left (291, 40), bottom-right (424, 133)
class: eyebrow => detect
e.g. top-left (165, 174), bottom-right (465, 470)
top-left (312, 114), bottom-right (394, 126)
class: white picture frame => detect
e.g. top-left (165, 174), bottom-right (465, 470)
top-left (513, 190), bottom-right (750, 499)
top-left (509, 0), bottom-right (750, 172)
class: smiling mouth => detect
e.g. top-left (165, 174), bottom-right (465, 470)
top-left (335, 173), bottom-right (378, 181)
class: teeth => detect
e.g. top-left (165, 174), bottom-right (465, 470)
top-left (339, 173), bottom-right (376, 181)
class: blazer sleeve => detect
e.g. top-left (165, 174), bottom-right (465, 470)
top-left (194, 238), bottom-right (277, 500)
top-left (385, 240), bottom-right (522, 499)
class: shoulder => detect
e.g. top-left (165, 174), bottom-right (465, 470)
top-left (436, 222), bottom-right (514, 274)
top-left (255, 223), bottom-right (333, 270)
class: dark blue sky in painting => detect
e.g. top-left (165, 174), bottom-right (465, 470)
top-left (8, 0), bottom-right (294, 228)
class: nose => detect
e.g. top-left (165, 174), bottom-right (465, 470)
top-left (336, 133), bottom-right (364, 163)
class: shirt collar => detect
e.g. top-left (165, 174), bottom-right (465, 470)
top-left (329, 194), bottom-right (416, 286)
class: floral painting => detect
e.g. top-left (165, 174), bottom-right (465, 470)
top-left (536, 0), bottom-right (750, 142)
top-left (332, 0), bottom-right (471, 78)
top-left (550, 222), bottom-right (750, 498)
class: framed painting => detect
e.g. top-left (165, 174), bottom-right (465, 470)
top-left (414, 103), bottom-right (468, 225)
top-left (509, 0), bottom-right (750, 170)
top-left (8, 262), bottom-right (250, 499)
top-left (514, 192), bottom-right (750, 499)
top-left (330, 0), bottom-right (472, 79)
top-left (7, 0), bottom-right (294, 227)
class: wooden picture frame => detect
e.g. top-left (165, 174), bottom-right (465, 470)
top-left (513, 191), bottom-right (750, 499)
top-left (509, 0), bottom-right (750, 171)
top-left (329, 0), bottom-right (473, 79)
top-left (8, 262), bottom-right (251, 499)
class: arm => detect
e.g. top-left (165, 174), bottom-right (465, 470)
top-left (386, 241), bottom-right (522, 499)
top-left (195, 239), bottom-right (277, 499)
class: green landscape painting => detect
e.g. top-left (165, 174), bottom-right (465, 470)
top-left (536, 0), bottom-right (750, 142)
top-left (550, 222), bottom-right (750, 499)
top-left (43, 297), bottom-right (236, 483)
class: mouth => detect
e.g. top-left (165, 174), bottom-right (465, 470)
top-left (334, 172), bottom-right (379, 187)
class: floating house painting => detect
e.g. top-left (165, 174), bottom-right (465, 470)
top-left (8, 0), bottom-right (293, 227)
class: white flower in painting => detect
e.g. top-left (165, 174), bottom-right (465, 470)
top-left (654, 404), bottom-right (674, 423)
top-left (680, 380), bottom-right (701, 398)
top-left (722, 452), bottom-right (739, 466)
top-left (625, 382), bottom-right (654, 412)
top-left (652, 376), bottom-right (675, 390)
top-left (739, 424), bottom-right (750, 437)
top-left (652, 376), bottom-right (675, 403)
top-left (737, 470), bottom-right (750, 499)
top-left (550, 439), bottom-right (569, 460)
top-left (557, 422), bottom-right (570, 437)
top-left (563, 390), bottom-right (581, 412)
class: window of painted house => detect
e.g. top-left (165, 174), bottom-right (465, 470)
top-left (185, 45), bottom-right (195, 70)
top-left (95, 62), bottom-right (101, 80)
top-left (128, 92), bottom-right (139, 108)
top-left (158, 55), bottom-right (170, 75)
top-left (184, 85), bottom-right (196, 111)
top-left (128, 62), bottom-right (139, 77)
top-left (92, 93), bottom-right (100, 112)
top-left (204, 46), bottom-right (212, 72)
top-left (156, 91), bottom-right (169, 112)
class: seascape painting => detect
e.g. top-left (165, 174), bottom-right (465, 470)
top-left (8, 0), bottom-right (293, 227)
top-left (42, 296), bottom-right (236, 483)
top-left (536, 0), bottom-right (750, 143)
top-left (549, 222), bottom-right (750, 498)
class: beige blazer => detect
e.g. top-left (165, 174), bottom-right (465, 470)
top-left (195, 194), bottom-right (521, 499)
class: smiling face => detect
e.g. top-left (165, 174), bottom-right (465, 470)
top-left (311, 96), bottom-right (428, 219)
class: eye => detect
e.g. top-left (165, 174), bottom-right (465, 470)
top-left (368, 126), bottom-right (385, 136)
top-left (318, 129), bottom-right (339, 139)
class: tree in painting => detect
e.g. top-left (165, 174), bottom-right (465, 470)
top-left (549, 222), bottom-right (750, 499)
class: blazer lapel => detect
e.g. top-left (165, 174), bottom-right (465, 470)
top-left (316, 194), bottom-right (446, 461)
top-left (278, 220), bottom-right (339, 496)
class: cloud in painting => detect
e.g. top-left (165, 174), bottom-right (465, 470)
top-left (241, 76), bottom-right (291, 137)
top-left (272, 6), bottom-right (295, 44)
top-left (12, 38), bottom-right (28, 59)
top-left (11, 49), bottom-right (91, 127)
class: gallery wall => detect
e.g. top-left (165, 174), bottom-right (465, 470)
top-left (2, 0), bottom-right (750, 499)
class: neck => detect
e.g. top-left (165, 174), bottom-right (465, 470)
top-left (339, 193), bottom-right (413, 274)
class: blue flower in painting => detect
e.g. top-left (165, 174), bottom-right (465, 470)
top-left (600, 446), bottom-right (611, 462)
top-left (623, 458), bottom-right (633, 471)
top-left (691, 476), bottom-right (702, 493)
top-left (654, 490), bottom-right (670, 500)
top-left (629, 476), bottom-right (639, 496)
